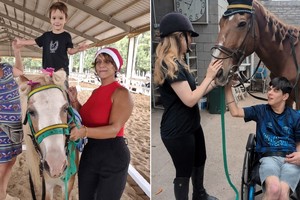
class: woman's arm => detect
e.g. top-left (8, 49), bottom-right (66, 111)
top-left (171, 59), bottom-right (222, 107)
top-left (70, 87), bottom-right (134, 140)
top-left (11, 40), bottom-right (24, 77)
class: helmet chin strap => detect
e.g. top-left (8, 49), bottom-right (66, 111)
top-left (183, 32), bottom-right (192, 53)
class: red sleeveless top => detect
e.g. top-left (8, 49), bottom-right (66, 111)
top-left (79, 81), bottom-right (124, 137)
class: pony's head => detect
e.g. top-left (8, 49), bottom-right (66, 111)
top-left (212, 1), bottom-right (259, 86)
top-left (19, 70), bottom-right (69, 180)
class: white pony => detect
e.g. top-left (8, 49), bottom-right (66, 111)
top-left (18, 70), bottom-right (77, 200)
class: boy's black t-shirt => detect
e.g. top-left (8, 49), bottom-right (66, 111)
top-left (35, 31), bottom-right (73, 75)
top-left (159, 61), bottom-right (200, 139)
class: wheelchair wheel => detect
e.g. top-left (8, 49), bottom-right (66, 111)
top-left (241, 134), bottom-right (257, 200)
top-left (241, 148), bottom-right (255, 200)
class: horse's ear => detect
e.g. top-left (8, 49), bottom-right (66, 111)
top-left (17, 75), bottom-right (29, 84)
top-left (52, 70), bottom-right (66, 87)
top-left (19, 80), bottom-right (31, 97)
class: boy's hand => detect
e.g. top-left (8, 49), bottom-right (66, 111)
top-left (78, 42), bottom-right (88, 52)
top-left (286, 152), bottom-right (300, 165)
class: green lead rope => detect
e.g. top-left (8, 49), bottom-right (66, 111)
top-left (62, 107), bottom-right (81, 200)
top-left (62, 140), bottom-right (78, 200)
top-left (220, 86), bottom-right (239, 200)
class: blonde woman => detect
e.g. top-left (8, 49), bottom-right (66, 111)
top-left (154, 12), bottom-right (222, 200)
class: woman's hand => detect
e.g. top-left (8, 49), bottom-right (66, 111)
top-left (70, 126), bottom-right (86, 141)
top-left (68, 86), bottom-right (78, 103)
top-left (206, 59), bottom-right (222, 80)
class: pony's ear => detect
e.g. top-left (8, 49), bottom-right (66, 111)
top-left (52, 70), bottom-right (66, 87)
top-left (17, 75), bottom-right (29, 84)
top-left (17, 75), bottom-right (32, 96)
top-left (19, 80), bottom-right (31, 96)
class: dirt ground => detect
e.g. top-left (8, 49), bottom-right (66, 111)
top-left (151, 91), bottom-right (267, 200)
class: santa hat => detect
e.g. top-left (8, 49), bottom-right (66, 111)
top-left (94, 47), bottom-right (123, 71)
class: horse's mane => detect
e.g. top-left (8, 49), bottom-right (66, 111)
top-left (18, 70), bottom-right (67, 186)
top-left (254, 0), bottom-right (300, 50)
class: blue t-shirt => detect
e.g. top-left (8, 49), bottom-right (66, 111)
top-left (244, 104), bottom-right (300, 153)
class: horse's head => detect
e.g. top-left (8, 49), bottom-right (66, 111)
top-left (19, 70), bottom-right (69, 178)
top-left (212, 4), bottom-right (259, 86)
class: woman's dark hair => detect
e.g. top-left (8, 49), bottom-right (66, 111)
top-left (269, 77), bottom-right (293, 94)
top-left (93, 53), bottom-right (118, 78)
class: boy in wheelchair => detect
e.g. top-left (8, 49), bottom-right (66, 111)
top-left (225, 77), bottom-right (300, 199)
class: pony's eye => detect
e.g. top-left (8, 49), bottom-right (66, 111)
top-left (28, 110), bottom-right (36, 117)
top-left (238, 21), bottom-right (247, 28)
top-left (62, 105), bottom-right (69, 114)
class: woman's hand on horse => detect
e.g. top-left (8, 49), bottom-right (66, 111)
top-left (70, 126), bottom-right (85, 141)
top-left (68, 86), bottom-right (78, 103)
top-left (206, 59), bottom-right (222, 80)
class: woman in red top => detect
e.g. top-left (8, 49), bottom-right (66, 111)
top-left (68, 47), bottom-right (133, 200)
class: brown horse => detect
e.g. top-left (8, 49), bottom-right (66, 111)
top-left (212, 0), bottom-right (300, 108)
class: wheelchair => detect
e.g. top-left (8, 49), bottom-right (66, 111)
top-left (241, 133), bottom-right (300, 200)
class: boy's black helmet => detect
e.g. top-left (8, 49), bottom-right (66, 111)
top-left (159, 12), bottom-right (199, 38)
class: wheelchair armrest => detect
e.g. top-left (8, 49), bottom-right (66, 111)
top-left (246, 133), bottom-right (255, 151)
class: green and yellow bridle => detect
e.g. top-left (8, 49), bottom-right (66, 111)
top-left (24, 84), bottom-right (70, 144)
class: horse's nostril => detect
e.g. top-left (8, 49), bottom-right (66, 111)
top-left (230, 65), bottom-right (238, 73)
top-left (43, 161), bottom-right (50, 173)
top-left (216, 68), bottom-right (223, 78)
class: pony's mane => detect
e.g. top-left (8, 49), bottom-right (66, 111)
top-left (254, 0), bottom-right (300, 50)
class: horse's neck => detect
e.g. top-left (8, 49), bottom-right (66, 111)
top-left (254, 1), bottom-right (293, 75)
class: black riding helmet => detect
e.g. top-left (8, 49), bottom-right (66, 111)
top-left (159, 12), bottom-right (199, 38)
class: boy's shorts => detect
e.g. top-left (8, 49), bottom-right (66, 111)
top-left (259, 156), bottom-right (300, 192)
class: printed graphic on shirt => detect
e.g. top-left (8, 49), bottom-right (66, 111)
top-left (50, 41), bottom-right (59, 53)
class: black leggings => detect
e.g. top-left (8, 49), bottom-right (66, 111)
top-left (78, 137), bottom-right (130, 200)
top-left (162, 126), bottom-right (207, 178)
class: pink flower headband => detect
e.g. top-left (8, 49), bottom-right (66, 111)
top-left (27, 80), bottom-right (39, 86)
top-left (27, 68), bottom-right (55, 86)
top-left (41, 67), bottom-right (55, 77)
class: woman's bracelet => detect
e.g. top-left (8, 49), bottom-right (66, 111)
top-left (226, 100), bottom-right (235, 106)
top-left (82, 125), bottom-right (88, 138)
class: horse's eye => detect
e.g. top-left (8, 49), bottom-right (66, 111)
top-left (62, 105), bottom-right (69, 114)
top-left (238, 21), bottom-right (247, 28)
top-left (28, 110), bottom-right (36, 117)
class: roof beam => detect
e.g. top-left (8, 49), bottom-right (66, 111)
top-left (0, 0), bottom-right (100, 43)
top-left (0, 12), bottom-right (44, 35)
top-left (0, 22), bottom-right (36, 39)
top-left (61, 0), bottom-right (132, 32)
